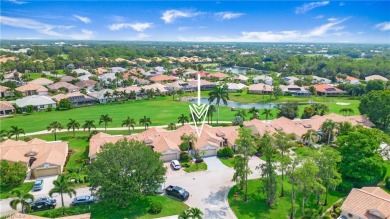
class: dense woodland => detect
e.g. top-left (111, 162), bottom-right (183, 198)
top-left (1, 41), bottom-right (390, 80)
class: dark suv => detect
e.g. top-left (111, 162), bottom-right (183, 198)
top-left (70, 195), bottom-right (95, 206)
top-left (165, 185), bottom-right (189, 201)
top-left (30, 197), bottom-right (56, 212)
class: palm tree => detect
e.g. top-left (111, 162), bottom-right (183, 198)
top-left (181, 133), bottom-right (197, 153)
top-left (207, 105), bottom-right (216, 125)
top-left (49, 175), bottom-right (76, 216)
top-left (178, 114), bottom-right (189, 126)
top-left (47, 121), bottom-right (63, 141)
top-left (301, 129), bottom-right (319, 147)
top-left (9, 189), bottom-right (34, 213)
top-left (139, 116), bottom-right (152, 130)
top-left (67, 119), bottom-right (80, 138)
top-left (235, 109), bottom-right (247, 121)
top-left (0, 129), bottom-right (8, 141)
top-left (103, 91), bottom-right (112, 103)
top-left (168, 122), bottom-right (177, 130)
top-left (82, 120), bottom-right (96, 135)
top-left (189, 207), bottom-right (203, 219)
top-left (122, 117), bottom-right (136, 134)
top-left (248, 107), bottom-right (259, 120)
top-left (99, 114), bottom-right (112, 133)
top-left (129, 90), bottom-right (137, 100)
top-left (178, 210), bottom-right (191, 219)
top-left (171, 89), bottom-right (177, 101)
top-left (8, 126), bottom-right (25, 140)
top-left (208, 85), bottom-right (229, 124)
top-left (146, 89), bottom-right (155, 98)
top-left (262, 108), bottom-right (273, 121)
top-left (321, 119), bottom-right (336, 144)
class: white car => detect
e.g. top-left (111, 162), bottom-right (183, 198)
top-left (170, 160), bottom-right (181, 170)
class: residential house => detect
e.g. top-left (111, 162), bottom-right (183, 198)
top-left (141, 83), bottom-right (169, 95)
top-left (312, 76), bottom-right (331, 84)
top-left (207, 72), bottom-right (229, 81)
top-left (99, 73), bottom-right (117, 82)
top-left (60, 76), bottom-right (76, 83)
top-left (243, 113), bottom-right (375, 140)
top-left (165, 81), bottom-right (193, 92)
top-left (279, 85), bottom-right (310, 96)
top-left (131, 77), bottom-right (150, 85)
top-left (0, 101), bottom-right (15, 116)
top-left (310, 84), bottom-right (346, 96)
top-left (117, 86), bottom-right (141, 97)
top-left (0, 138), bottom-right (68, 178)
top-left (149, 74), bottom-right (177, 84)
top-left (142, 70), bottom-right (161, 78)
top-left (336, 75), bottom-right (361, 84)
top-left (73, 68), bottom-right (90, 76)
top-left (182, 69), bottom-right (198, 77)
top-left (155, 66), bottom-right (167, 73)
top-left (187, 79), bottom-right (214, 90)
top-left (15, 95), bottom-right (56, 111)
top-left (248, 83), bottom-right (273, 94)
top-left (29, 78), bottom-right (54, 86)
top-left (7, 213), bottom-right (91, 219)
top-left (87, 89), bottom-right (115, 104)
top-left (233, 74), bottom-right (249, 83)
top-left (89, 124), bottom-right (239, 161)
top-left (224, 83), bottom-right (247, 92)
top-left (0, 85), bottom-right (14, 98)
top-left (16, 83), bottom-right (48, 96)
top-left (48, 82), bottom-right (80, 93)
top-left (96, 67), bottom-right (108, 76)
top-left (253, 75), bottom-right (273, 85)
top-left (109, 67), bottom-right (126, 74)
top-left (338, 187), bottom-right (390, 219)
top-left (282, 76), bottom-right (300, 85)
top-left (365, 75), bottom-right (388, 82)
top-left (75, 80), bottom-right (97, 91)
top-left (52, 92), bottom-right (95, 107)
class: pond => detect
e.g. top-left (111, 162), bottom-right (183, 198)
top-left (189, 98), bottom-right (279, 109)
top-left (215, 66), bottom-right (257, 74)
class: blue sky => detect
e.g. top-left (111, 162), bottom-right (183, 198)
top-left (1, 1), bottom-right (389, 43)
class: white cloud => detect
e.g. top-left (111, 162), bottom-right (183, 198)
top-left (215, 12), bottom-right (244, 20)
top-left (178, 17), bottom-right (349, 42)
top-left (315, 15), bottom-right (324, 19)
top-left (73, 15), bottom-right (91, 24)
top-left (127, 33), bottom-right (150, 40)
top-left (178, 26), bottom-right (190, 31)
top-left (7, 0), bottom-right (27, 5)
top-left (295, 1), bottom-right (329, 14)
top-left (161, 10), bottom-right (201, 24)
top-left (113, 16), bottom-right (124, 22)
top-left (0, 16), bottom-right (94, 39)
top-left (375, 22), bottom-right (390, 31)
top-left (108, 22), bottom-right (153, 31)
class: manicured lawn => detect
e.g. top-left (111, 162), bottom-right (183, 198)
top-left (32, 195), bottom-right (189, 219)
top-left (292, 146), bottom-right (317, 159)
top-left (183, 162), bottom-right (207, 172)
top-left (0, 182), bottom-right (34, 199)
top-left (0, 96), bottom-right (238, 133)
top-left (25, 73), bottom-right (44, 80)
top-left (228, 177), bottom-right (346, 219)
top-left (219, 157), bottom-right (235, 168)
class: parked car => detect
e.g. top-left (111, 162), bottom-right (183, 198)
top-left (32, 179), bottom-right (44, 191)
top-left (30, 197), bottom-right (56, 212)
top-left (165, 185), bottom-right (189, 201)
top-left (71, 195), bottom-right (95, 206)
top-left (170, 160), bottom-right (181, 170)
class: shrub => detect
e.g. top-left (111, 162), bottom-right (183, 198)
top-left (0, 160), bottom-right (27, 188)
top-left (179, 143), bottom-right (189, 151)
top-left (386, 176), bottom-right (390, 190)
top-left (321, 216), bottom-right (331, 219)
top-left (217, 147), bottom-right (234, 158)
top-left (195, 158), bottom-right (203, 163)
top-left (149, 200), bottom-right (163, 214)
top-left (47, 106), bottom-right (53, 112)
top-left (179, 152), bottom-right (191, 163)
top-left (337, 181), bottom-right (353, 193)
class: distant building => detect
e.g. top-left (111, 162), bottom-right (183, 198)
top-left (16, 83), bottom-right (48, 96)
top-left (312, 76), bottom-right (331, 84)
top-left (310, 84), bottom-right (346, 96)
top-left (248, 83), bottom-right (273, 94)
top-left (365, 75), bottom-right (388, 82)
top-left (29, 78), bottom-right (54, 86)
top-left (15, 95), bottom-right (56, 111)
top-left (224, 83), bottom-right (247, 92)
top-left (47, 82), bottom-right (80, 93)
top-left (0, 101), bottom-right (15, 116)
top-left (52, 92), bottom-right (95, 107)
top-left (336, 75), bottom-right (360, 85)
top-left (253, 75), bottom-right (273, 85)
top-left (279, 85), bottom-right (310, 96)
top-left (0, 85), bottom-right (14, 98)
top-left (282, 76), bottom-right (300, 85)
top-left (87, 89), bottom-right (115, 104)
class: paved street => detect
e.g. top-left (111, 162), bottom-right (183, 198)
top-left (0, 156), bottom-right (264, 218)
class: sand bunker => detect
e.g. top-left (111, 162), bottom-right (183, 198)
top-left (336, 102), bottom-right (351, 106)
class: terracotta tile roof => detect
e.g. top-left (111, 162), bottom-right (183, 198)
top-left (51, 92), bottom-right (91, 102)
top-left (89, 124), bottom-right (239, 158)
top-left (0, 101), bottom-right (15, 111)
top-left (149, 74), bottom-right (177, 83)
top-left (311, 84), bottom-right (344, 93)
top-left (60, 76), bottom-right (76, 82)
top-left (187, 79), bottom-right (214, 87)
top-left (75, 80), bottom-right (97, 88)
top-left (207, 72), bottom-right (229, 79)
top-left (0, 139), bottom-right (68, 169)
top-left (248, 83), bottom-right (273, 92)
top-left (29, 78), bottom-right (54, 86)
top-left (0, 85), bottom-right (10, 92)
top-left (16, 83), bottom-right (48, 92)
top-left (340, 187), bottom-right (390, 219)
top-left (48, 82), bottom-right (80, 91)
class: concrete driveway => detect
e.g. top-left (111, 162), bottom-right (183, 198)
top-left (29, 175), bottom-right (58, 198)
top-left (164, 156), bottom-right (264, 219)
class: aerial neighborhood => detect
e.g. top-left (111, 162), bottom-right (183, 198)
top-left (0, 27), bottom-right (390, 219)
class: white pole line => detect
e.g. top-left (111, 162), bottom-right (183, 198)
top-left (197, 73), bottom-right (201, 106)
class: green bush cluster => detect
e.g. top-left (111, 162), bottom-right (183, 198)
top-left (149, 200), bottom-right (163, 214)
top-left (179, 152), bottom-right (191, 163)
top-left (217, 147), bottom-right (234, 158)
